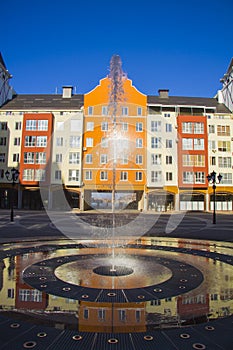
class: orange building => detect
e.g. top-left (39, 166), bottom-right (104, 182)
top-left (82, 77), bottom-right (147, 210)
top-left (79, 301), bottom-right (146, 333)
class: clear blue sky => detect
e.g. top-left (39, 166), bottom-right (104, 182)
top-left (1, 0), bottom-right (233, 97)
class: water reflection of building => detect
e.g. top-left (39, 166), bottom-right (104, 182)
top-left (79, 301), bottom-right (146, 333)
top-left (15, 254), bottom-right (48, 310)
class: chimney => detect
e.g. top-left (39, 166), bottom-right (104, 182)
top-left (158, 89), bottom-right (169, 98)
top-left (62, 86), bottom-right (73, 98)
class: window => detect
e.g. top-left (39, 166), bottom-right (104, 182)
top-left (183, 155), bottom-right (205, 167)
top-left (195, 155), bottom-right (205, 166)
top-left (136, 154), bottom-right (143, 164)
top-left (210, 156), bottom-right (216, 166)
top-left (120, 171), bottom-right (128, 181)
top-left (26, 120), bottom-right (36, 130)
top-left (119, 310), bottom-right (126, 322)
top-left (68, 169), bottom-right (79, 181)
top-left (85, 170), bottom-right (92, 180)
top-left (182, 138), bottom-right (193, 150)
top-left (36, 136), bottom-right (47, 147)
top-left (56, 154), bottom-right (62, 163)
top-left (121, 122), bottom-right (128, 131)
top-left (182, 122), bottom-right (192, 133)
top-left (166, 139), bottom-right (172, 148)
top-left (136, 171), bottom-right (143, 181)
top-left (166, 172), bottom-right (173, 181)
top-left (122, 107), bottom-right (128, 115)
top-left (194, 138), bottom-right (204, 150)
top-left (100, 171), bottom-right (108, 180)
top-left (38, 120), bottom-right (48, 130)
top-left (151, 121), bottom-right (161, 132)
top-left (69, 152), bottom-right (80, 164)
top-left (152, 154), bottom-right (161, 165)
top-left (165, 123), bottom-right (172, 132)
top-left (0, 153), bottom-right (5, 162)
top-left (136, 122), bottom-right (143, 132)
top-left (208, 140), bottom-right (216, 150)
top-left (86, 137), bottom-right (93, 147)
top-left (19, 289), bottom-right (31, 302)
top-left (101, 137), bottom-right (108, 148)
top-left (151, 171), bottom-right (162, 183)
top-left (23, 169), bottom-right (34, 181)
top-left (88, 106), bottom-right (93, 115)
top-left (218, 141), bottom-right (230, 152)
top-left (100, 154), bottom-right (108, 164)
top-left (221, 173), bottom-right (232, 184)
top-left (195, 172), bottom-right (205, 184)
top-left (219, 157), bottom-right (231, 168)
top-left (7, 288), bottom-right (14, 299)
top-left (98, 309), bottom-right (106, 321)
top-left (55, 170), bottom-right (61, 180)
top-left (15, 121), bottom-right (22, 130)
top-left (70, 136), bottom-right (81, 148)
top-left (13, 153), bottom-right (19, 162)
top-left (56, 137), bottom-right (63, 146)
top-left (120, 153), bottom-right (128, 164)
top-left (164, 113), bottom-right (170, 118)
top-left (84, 309), bottom-right (89, 319)
top-left (135, 310), bottom-right (141, 322)
top-left (136, 138), bottom-right (143, 148)
top-left (14, 137), bottom-right (20, 146)
top-left (86, 122), bottom-right (94, 131)
top-left (194, 122), bottom-right (204, 134)
top-left (35, 169), bottom-right (46, 181)
top-left (85, 154), bottom-right (93, 164)
top-left (101, 121), bottom-right (108, 131)
top-left (151, 137), bottom-right (161, 148)
top-left (102, 106), bottom-right (108, 115)
top-left (24, 152), bottom-right (35, 164)
top-left (24, 136), bottom-right (36, 147)
top-left (183, 171), bottom-right (194, 184)
top-left (166, 156), bottom-right (172, 164)
top-left (0, 137), bottom-right (6, 145)
top-left (0, 122), bottom-right (7, 130)
top-left (217, 125), bottom-right (230, 136)
top-left (137, 107), bottom-right (142, 116)
top-left (31, 289), bottom-right (42, 302)
top-left (208, 125), bottom-right (215, 133)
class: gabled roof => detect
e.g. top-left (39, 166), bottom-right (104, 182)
top-left (0, 93), bottom-right (84, 110)
top-left (226, 57), bottom-right (233, 75)
top-left (0, 52), bottom-right (6, 69)
top-left (147, 95), bottom-right (231, 113)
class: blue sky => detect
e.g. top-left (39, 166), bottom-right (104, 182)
top-left (1, 0), bottom-right (233, 97)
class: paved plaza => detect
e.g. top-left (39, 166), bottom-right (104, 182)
top-left (0, 209), bottom-right (232, 349)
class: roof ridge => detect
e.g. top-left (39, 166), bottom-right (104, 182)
top-left (0, 52), bottom-right (7, 69)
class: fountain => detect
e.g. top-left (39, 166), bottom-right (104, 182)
top-left (0, 55), bottom-right (232, 349)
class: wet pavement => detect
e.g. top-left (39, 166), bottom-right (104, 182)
top-left (0, 210), bottom-right (232, 349)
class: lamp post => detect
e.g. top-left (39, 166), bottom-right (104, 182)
top-left (207, 171), bottom-right (222, 224)
top-left (5, 167), bottom-right (20, 222)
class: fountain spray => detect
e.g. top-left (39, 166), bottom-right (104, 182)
top-left (108, 55), bottom-right (125, 272)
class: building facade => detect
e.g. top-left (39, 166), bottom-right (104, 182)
top-left (0, 53), bottom-right (233, 212)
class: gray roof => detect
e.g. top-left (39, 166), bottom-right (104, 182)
top-left (0, 52), bottom-right (6, 69)
top-left (147, 95), bottom-right (231, 113)
top-left (0, 94), bottom-right (84, 110)
top-left (0, 92), bottom-right (231, 114)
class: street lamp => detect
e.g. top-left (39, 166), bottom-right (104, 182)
top-left (5, 167), bottom-right (20, 222)
top-left (207, 171), bottom-right (222, 224)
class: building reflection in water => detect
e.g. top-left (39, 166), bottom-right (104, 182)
top-left (0, 240), bottom-right (232, 332)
